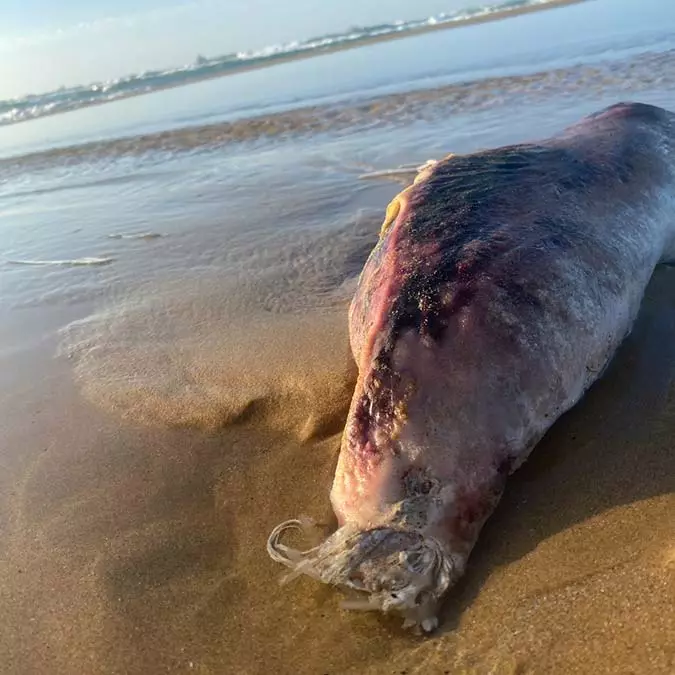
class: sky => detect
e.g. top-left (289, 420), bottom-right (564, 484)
top-left (0, 0), bottom-right (477, 100)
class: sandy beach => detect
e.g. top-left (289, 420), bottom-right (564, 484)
top-left (0, 0), bottom-right (674, 672)
top-left (1, 264), bottom-right (673, 674)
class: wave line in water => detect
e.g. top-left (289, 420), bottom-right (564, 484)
top-left (0, 0), bottom-right (580, 127)
top-left (107, 232), bottom-right (163, 240)
top-left (7, 257), bottom-right (115, 267)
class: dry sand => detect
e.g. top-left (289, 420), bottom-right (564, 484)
top-left (0, 262), bottom-right (674, 674)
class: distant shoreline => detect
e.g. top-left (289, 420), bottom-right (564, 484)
top-left (4, 0), bottom-right (588, 128)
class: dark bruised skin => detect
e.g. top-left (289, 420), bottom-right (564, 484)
top-left (352, 102), bottom-right (674, 361)
top-left (269, 103), bottom-right (675, 631)
top-left (335, 101), bottom-right (675, 564)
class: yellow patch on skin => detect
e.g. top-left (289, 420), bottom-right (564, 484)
top-left (378, 155), bottom-right (453, 239)
top-left (380, 192), bottom-right (404, 237)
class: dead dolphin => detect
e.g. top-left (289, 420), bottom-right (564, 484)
top-left (268, 102), bottom-right (675, 632)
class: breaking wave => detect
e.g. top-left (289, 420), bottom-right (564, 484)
top-left (0, 0), bottom-right (570, 127)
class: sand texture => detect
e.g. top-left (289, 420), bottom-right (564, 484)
top-left (1, 264), bottom-right (674, 674)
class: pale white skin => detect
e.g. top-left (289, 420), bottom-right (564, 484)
top-left (269, 102), bottom-right (675, 632)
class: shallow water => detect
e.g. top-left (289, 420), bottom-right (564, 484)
top-left (0, 0), bottom-right (674, 672)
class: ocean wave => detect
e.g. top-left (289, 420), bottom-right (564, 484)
top-left (0, 0), bottom-right (568, 127)
top-left (3, 46), bottom-right (673, 172)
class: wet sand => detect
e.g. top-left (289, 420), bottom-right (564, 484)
top-left (1, 258), bottom-right (674, 674)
